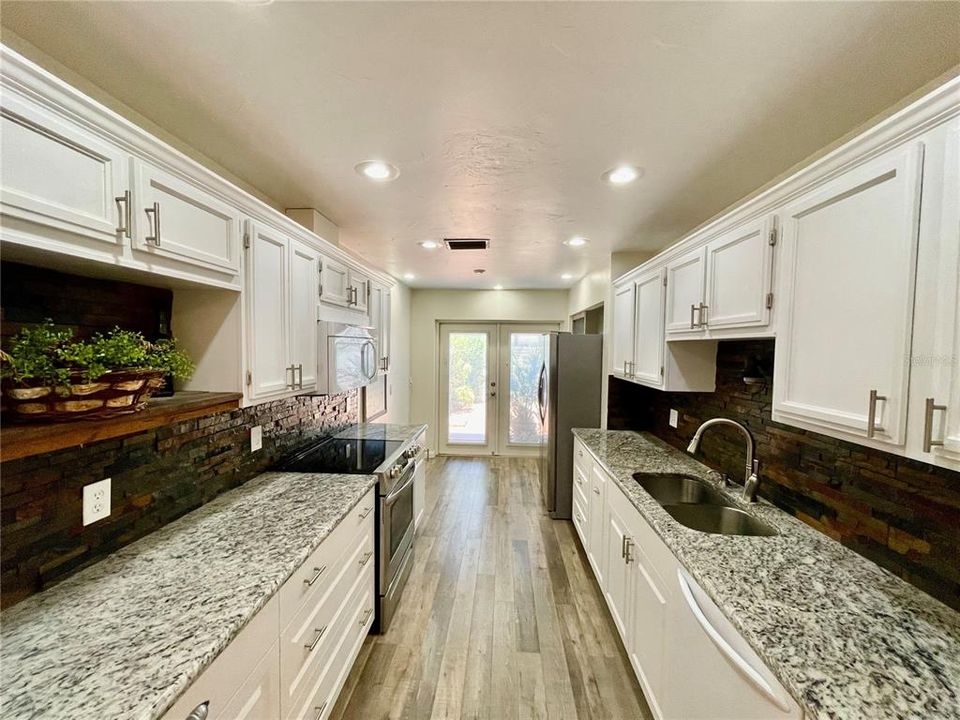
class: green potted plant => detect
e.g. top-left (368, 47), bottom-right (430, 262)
top-left (1, 321), bottom-right (194, 422)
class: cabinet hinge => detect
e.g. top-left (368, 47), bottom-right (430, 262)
top-left (245, 370), bottom-right (252, 386)
top-left (243, 233), bottom-right (250, 250)
top-left (765, 292), bottom-right (774, 309)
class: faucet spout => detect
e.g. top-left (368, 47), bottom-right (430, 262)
top-left (685, 417), bottom-right (761, 502)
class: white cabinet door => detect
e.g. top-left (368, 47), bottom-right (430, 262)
top-left (247, 222), bottom-right (291, 399)
top-left (369, 283), bottom-right (391, 373)
top-left (633, 268), bottom-right (666, 386)
top-left (215, 640), bottom-right (281, 720)
top-left (587, 464), bottom-right (607, 588)
top-left (289, 240), bottom-right (319, 393)
top-left (612, 282), bottom-right (636, 377)
top-left (1, 91), bottom-right (128, 247)
top-left (774, 143), bottom-right (923, 446)
top-left (665, 247), bottom-right (706, 336)
top-left (626, 546), bottom-right (667, 719)
top-left (320, 256), bottom-right (351, 307)
top-left (133, 159), bottom-right (241, 275)
top-left (603, 499), bottom-right (631, 639)
top-left (349, 270), bottom-right (371, 313)
top-left (414, 453), bottom-right (426, 529)
top-left (705, 217), bottom-right (774, 330)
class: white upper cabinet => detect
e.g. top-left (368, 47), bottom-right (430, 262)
top-left (664, 247), bottom-right (706, 336)
top-left (369, 283), bottom-right (391, 373)
top-left (319, 256), bottom-right (351, 308)
top-left (773, 143), bottom-right (924, 446)
top-left (289, 240), bottom-right (320, 393)
top-left (246, 222), bottom-right (291, 400)
top-left (704, 216), bottom-right (774, 330)
top-left (612, 281), bottom-right (636, 377)
top-left (1, 90), bottom-right (128, 249)
top-left (132, 158), bottom-right (241, 275)
top-left (632, 268), bottom-right (666, 386)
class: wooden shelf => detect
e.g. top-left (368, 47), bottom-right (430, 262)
top-left (0, 391), bottom-right (243, 463)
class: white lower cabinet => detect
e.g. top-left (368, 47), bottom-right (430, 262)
top-left (587, 464), bottom-right (607, 585)
top-left (161, 489), bottom-right (376, 720)
top-left (575, 443), bottom-right (801, 720)
top-left (413, 443), bottom-right (426, 529)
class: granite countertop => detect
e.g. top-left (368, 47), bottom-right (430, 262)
top-left (0, 470), bottom-right (378, 720)
top-left (573, 428), bottom-right (960, 720)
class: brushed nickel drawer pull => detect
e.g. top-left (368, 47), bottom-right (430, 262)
top-left (621, 535), bottom-right (627, 559)
top-left (690, 303), bottom-right (697, 329)
top-left (359, 551), bottom-right (373, 568)
top-left (698, 303), bottom-right (708, 327)
top-left (144, 201), bottom-right (161, 246)
top-left (624, 537), bottom-right (634, 564)
top-left (358, 506), bottom-right (373, 520)
top-left (593, 486), bottom-right (601, 495)
top-left (304, 565), bottom-right (327, 587)
top-left (115, 190), bottom-right (132, 238)
top-left (305, 624), bottom-right (328, 651)
top-left (186, 701), bottom-right (209, 720)
top-left (923, 397), bottom-right (947, 453)
top-left (313, 700), bottom-right (328, 720)
top-left (359, 607), bottom-right (373, 626)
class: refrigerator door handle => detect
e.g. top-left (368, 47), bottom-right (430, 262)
top-left (538, 363), bottom-right (547, 422)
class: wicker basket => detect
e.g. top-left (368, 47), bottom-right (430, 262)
top-left (1, 369), bottom-right (166, 422)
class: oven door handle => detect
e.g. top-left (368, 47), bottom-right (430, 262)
top-left (383, 465), bottom-right (416, 507)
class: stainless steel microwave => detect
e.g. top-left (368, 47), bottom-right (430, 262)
top-left (317, 320), bottom-right (378, 395)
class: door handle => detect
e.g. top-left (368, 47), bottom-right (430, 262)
top-left (698, 303), bottom-right (708, 327)
top-left (690, 303), bottom-right (698, 329)
top-left (144, 202), bottom-right (161, 246)
top-left (115, 190), bottom-right (132, 238)
top-left (866, 389), bottom-right (886, 438)
top-left (923, 398), bottom-right (947, 452)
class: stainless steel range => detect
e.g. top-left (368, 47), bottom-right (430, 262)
top-left (277, 434), bottom-right (425, 633)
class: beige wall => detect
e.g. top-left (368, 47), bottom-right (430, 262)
top-left (380, 282), bottom-right (412, 424)
top-left (410, 289), bottom-right (570, 453)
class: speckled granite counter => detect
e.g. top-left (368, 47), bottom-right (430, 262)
top-left (573, 428), bottom-right (960, 720)
top-left (0, 471), bottom-right (377, 720)
top-left (334, 422), bottom-right (427, 443)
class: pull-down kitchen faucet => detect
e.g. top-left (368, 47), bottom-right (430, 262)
top-left (686, 418), bottom-right (761, 503)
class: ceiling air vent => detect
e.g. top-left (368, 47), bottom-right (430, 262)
top-left (444, 238), bottom-right (489, 251)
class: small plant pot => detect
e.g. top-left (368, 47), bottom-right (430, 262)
top-left (1, 369), bottom-right (166, 422)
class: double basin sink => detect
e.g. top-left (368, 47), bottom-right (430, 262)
top-left (634, 473), bottom-right (778, 537)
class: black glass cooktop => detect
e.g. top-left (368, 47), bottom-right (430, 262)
top-left (278, 437), bottom-right (404, 475)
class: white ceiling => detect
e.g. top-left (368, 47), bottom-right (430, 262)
top-left (2, 2), bottom-right (958, 288)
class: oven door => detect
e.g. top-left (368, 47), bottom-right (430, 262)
top-left (380, 460), bottom-right (416, 595)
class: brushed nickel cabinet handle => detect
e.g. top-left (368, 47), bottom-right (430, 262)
top-left (690, 303), bottom-right (697, 329)
top-left (296, 363), bottom-right (304, 389)
top-left (699, 303), bottom-right (708, 327)
top-left (304, 624), bottom-right (328, 651)
top-left (313, 700), bottom-right (328, 720)
top-left (304, 565), bottom-right (327, 586)
top-left (358, 506), bottom-right (373, 520)
top-left (593, 486), bottom-right (601, 495)
top-left (867, 389), bottom-right (886, 438)
top-left (621, 534), bottom-right (627, 559)
top-left (359, 608), bottom-right (373, 626)
top-left (923, 397), bottom-right (948, 452)
top-left (144, 202), bottom-right (161, 246)
top-left (186, 702), bottom-right (210, 720)
top-left (359, 551), bottom-right (373, 567)
top-left (624, 537), bottom-right (634, 564)
top-left (115, 190), bottom-right (132, 238)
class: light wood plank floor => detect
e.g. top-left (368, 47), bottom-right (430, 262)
top-left (331, 456), bottom-right (652, 720)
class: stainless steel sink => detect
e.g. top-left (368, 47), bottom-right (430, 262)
top-left (661, 503), bottom-right (778, 537)
top-left (633, 473), bottom-right (730, 506)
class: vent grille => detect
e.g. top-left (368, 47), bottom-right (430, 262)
top-left (444, 238), bottom-right (489, 251)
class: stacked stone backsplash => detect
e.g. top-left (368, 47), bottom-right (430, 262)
top-left (608, 339), bottom-right (960, 611)
top-left (1, 391), bottom-right (358, 608)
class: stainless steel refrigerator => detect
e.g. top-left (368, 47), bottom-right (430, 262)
top-left (537, 332), bottom-right (603, 519)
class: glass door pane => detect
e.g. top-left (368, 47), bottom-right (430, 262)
top-left (446, 331), bottom-right (489, 444)
top-left (508, 332), bottom-right (548, 445)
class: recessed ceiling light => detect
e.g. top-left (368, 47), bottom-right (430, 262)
top-left (355, 160), bottom-right (399, 182)
top-left (493, 284), bottom-right (504, 290)
top-left (564, 236), bottom-right (588, 247)
top-left (561, 273), bottom-right (575, 281)
top-left (602, 165), bottom-right (642, 186)
top-left (419, 240), bottom-right (439, 250)
top-left (403, 273), bottom-right (415, 281)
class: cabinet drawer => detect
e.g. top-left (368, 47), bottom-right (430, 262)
top-left (573, 464), bottom-right (590, 510)
top-left (160, 595), bottom-right (279, 720)
top-left (287, 566), bottom-right (375, 720)
top-left (279, 489), bottom-right (375, 627)
top-left (572, 495), bottom-right (589, 547)
top-left (215, 639), bottom-right (281, 720)
top-left (280, 522), bottom-right (374, 716)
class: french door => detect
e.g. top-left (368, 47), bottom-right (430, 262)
top-left (438, 322), bottom-right (558, 456)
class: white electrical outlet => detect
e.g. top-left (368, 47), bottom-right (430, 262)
top-left (82, 478), bottom-right (111, 526)
top-left (669, 409), bottom-right (679, 428)
top-left (250, 425), bottom-right (263, 452)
